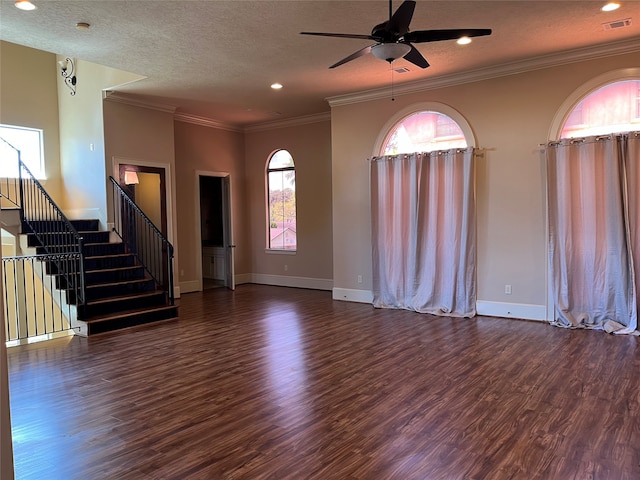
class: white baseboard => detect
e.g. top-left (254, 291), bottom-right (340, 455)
top-left (251, 273), bottom-right (333, 291)
top-left (180, 280), bottom-right (200, 294)
top-left (235, 273), bottom-right (252, 285)
top-left (476, 300), bottom-right (547, 322)
top-left (333, 288), bottom-right (373, 304)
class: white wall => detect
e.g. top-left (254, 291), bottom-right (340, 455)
top-left (331, 51), bottom-right (640, 319)
top-left (57, 58), bottom-right (144, 227)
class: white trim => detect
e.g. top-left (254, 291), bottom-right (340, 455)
top-left (475, 300), bottom-right (547, 322)
top-left (372, 102), bottom-right (476, 156)
top-left (235, 273), bottom-right (252, 285)
top-left (174, 113), bottom-right (242, 133)
top-left (104, 91), bottom-right (176, 113)
top-left (245, 112), bottom-right (331, 132)
top-left (328, 39), bottom-right (640, 107)
top-left (252, 273), bottom-right (333, 291)
top-left (548, 67), bottom-right (640, 141)
top-left (179, 280), bottom-right (200, 294)
top-left (332, 287), bottom-right (374, 303)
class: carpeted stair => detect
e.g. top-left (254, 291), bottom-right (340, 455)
top-left (24, 219), bottom-right (178, 335)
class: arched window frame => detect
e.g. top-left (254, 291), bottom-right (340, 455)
top-left (549, 68), bottom-right (640, 141)
top-left (373, 102), bottom-right (476, 156)
top-left (266, 149), bottom-right (297, 252)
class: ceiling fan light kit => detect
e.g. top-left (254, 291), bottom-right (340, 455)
top-left (371, 43), bottom-right (412, 63)
top-left (301, 0), bottom-right (492, 69)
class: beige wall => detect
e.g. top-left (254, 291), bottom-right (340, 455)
top-left (245, 119), bottom-right (333, 287)
top-left (0, 41), bottom-right (62, 202)
top-left (103, 100), bottom-right (179, 289)
top-left (173, 120), bottom-right (248, 290)
top-left (331, 51), bottom-right (640, 315)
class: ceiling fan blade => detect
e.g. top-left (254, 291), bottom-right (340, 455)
top-left (329, 45), bottom-right (374, 69)
top-left (301, 32), bottom-right (374, 41)
top-left (388, 1), bottom-right (416, 36)
top-left (404, 28), bottom-right (492, 43)
top-left (403, 44), bottom-right (429, 69)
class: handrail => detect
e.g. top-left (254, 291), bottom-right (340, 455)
top-left (109, 176), bottom-right (174, 303)
top-left (0, 136), bottom-right (86, 308)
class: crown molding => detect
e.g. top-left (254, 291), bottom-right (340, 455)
top-left (327, 38), bottom-right (640, 107)
top-left (244, 112), bottom-right (331, 133)
top-left (174, 113), bottom-right (242, 133)
top-left (103, 91), bottom-right (177, 114)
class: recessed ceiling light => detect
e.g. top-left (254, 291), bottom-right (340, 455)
top-left (457, 36), bottom-right (472, 45)
top-left (15, 0), bottom-right (37, 10)
top-left (602, 2), bottom-right (621, 12)
top-left (271, 83), bottom-right (283, 90)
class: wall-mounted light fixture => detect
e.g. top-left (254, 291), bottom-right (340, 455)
top-left (58, 57), bottom-right (77, 96)
top-left (124, 171), bottom-right (139, 185)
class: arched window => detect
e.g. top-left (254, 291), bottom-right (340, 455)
top-left (267, 149), bottom-right (296, 250)
top-left (560, 79), bottom-right (640, 138)
top-left (381, 111), bottom-right (468, 155)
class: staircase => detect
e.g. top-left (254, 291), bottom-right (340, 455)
top-left (23, 218), bottom-right (178, 336)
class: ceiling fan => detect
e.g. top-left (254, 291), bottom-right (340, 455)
top-left (301, 0), bottom-right (492, 69)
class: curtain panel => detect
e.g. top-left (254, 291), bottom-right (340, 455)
top-left (370, 148), bottom-right (476, 317)
top-left (546, 133), bottom-right (639, 334)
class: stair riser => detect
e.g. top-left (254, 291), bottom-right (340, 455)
top-left (85, 255), bottom-right (136, 271)
top-left (85, 279), bottom-right (156, 301)
top-left (79, 293), bottom-right (168, 319)
top-left (86, 307), bottom-right (178, 335)
top-left (44, 255), bottom-right (137, 275)
top-left (55, 268), bottom-right (146, 289)
top-left (27, 231), bottom-right (110, 247)
top-left (23, 219), bottom-right (100, 232)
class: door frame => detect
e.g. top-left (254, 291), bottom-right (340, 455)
top-left (112, 157), bottom-right (177, 292)
top-left (195, 170), bottom-right (235, 291)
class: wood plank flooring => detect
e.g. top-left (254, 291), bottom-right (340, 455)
top-left (7, 284), bottom-right (640, 479)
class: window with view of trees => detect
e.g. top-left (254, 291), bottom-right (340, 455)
top-left (267, 150), bottom-right (296, 250)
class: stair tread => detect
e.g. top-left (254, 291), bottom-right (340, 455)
top-left (82, 304), bottom-right (177, 323)
top-left (85, 253), bottom-right (134, 260)
top-left (85, 265), bottom-right (144, 274)
top-left (86, 277), bottom-right (152, 289)
top-left (85, 290), bottom-right (165, 306)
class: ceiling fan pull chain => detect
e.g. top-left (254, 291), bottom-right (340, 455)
top-left (391, 62), bottom-right (395, 101)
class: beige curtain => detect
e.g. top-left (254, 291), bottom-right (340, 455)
top-left (370, 148), bottom-right (476, 317)
top-left (546, 133), bottom-right (638, 334)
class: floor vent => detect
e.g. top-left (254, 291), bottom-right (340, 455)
top-left (394, 67), bottom-right (410, 74)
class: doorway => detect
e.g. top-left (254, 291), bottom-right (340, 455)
top-left (197, 173), bottom-right (235, 291)
top-left (118, 164), bottom-right (168, 236)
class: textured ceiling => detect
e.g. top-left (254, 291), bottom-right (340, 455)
top-left (1, 0), bottom-right (639, 127)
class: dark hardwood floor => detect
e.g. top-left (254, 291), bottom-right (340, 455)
top-left (7, 284), bottom-right (640, 479)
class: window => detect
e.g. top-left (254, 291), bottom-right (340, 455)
top-left (0, 124), bottom-right (44, 178)
top-left (381, 111), bottom-right (467, 155)
top-left (561, 79), bottom-right (640, 138)
top-left (267, 150), bottom-right (296, 250)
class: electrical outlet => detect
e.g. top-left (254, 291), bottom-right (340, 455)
top-left (505, 284), bottom-right (512, 295)
top-left (284, 264), bottom-right (288, 271)
top-left (357, 275), bottom-right (363, 284)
